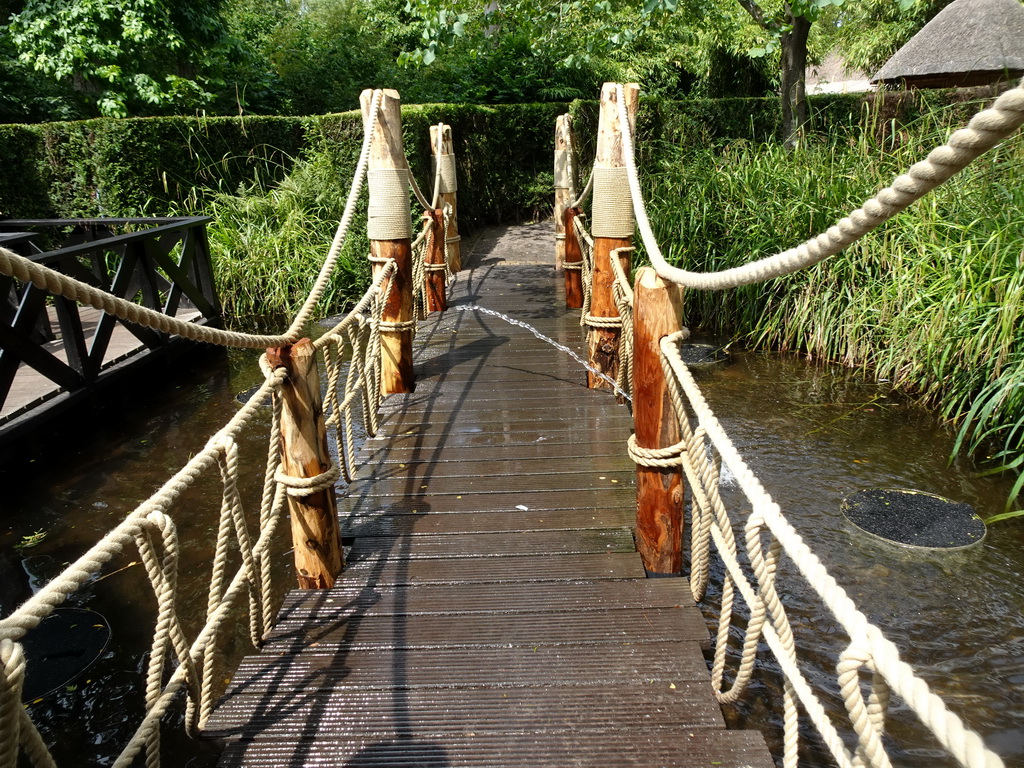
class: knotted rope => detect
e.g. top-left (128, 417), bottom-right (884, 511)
top-left (0, 250), bottom-right (405, 768)
top-left (655, 330), bottom-right (1005, 768)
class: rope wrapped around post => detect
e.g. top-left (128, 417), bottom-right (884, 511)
top-left (585, 82), bottom-right (639, 392)
top-left (654, 329), bottom-right (1006, 768)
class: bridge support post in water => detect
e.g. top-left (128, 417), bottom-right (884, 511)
top-left (554, 114), bottom-right (574, 272)
top-left (632, 267), bottom-right (684, 574)
top-left (425, 207), bottom-right (448, 313)
top-left (430, 123), bottom-right (461, 273)
top-left (563, 206), bottom-right (584, 308)
top-left (361, 87), bottom-right (415, 395)
top-left (266, 339), bottom-right (344, 588)
top-left (587, 82), bottom-right (639, 391)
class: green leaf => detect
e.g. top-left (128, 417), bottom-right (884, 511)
top-left (985, 509), bottom-right (1024, 524)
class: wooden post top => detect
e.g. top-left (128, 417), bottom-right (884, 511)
top-left (359, 89), bottom-right (404, 171)
top-left (596, 83), bottom-right (639, 168)
top-left (429, 124), bottom-right (454, 154)
top-left (555, 114), bottom-right (572, 151)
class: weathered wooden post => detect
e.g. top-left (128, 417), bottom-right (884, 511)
top-left (424, 208), bottom-right (447, 313)
top-left (563, 206), bottom-right (584, 309)
top-left (554, 114), bottom-right (574, 271)
top-left (632, 267), bottom-right (685, 574)
top-left (430, 124), bottom-right (461, 273)
top-left (587, 82), bottom-right (639, 390)
top-left (267, 339), bottom-right (344, 588)
top-left (361, 88), bottom-right (414, 394)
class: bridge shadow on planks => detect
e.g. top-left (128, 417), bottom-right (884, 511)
top-left (205, 221), bottom-right (775, 768)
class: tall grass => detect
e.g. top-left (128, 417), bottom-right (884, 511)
top-left (643, 99), bottom-right (1024, 511)
top-left (188, 149), bottom-right (372, 327)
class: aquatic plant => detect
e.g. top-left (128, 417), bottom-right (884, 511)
top-left (642, 98), bottom-right (1024, 512)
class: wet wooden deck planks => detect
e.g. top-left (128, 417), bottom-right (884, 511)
top-left (207, 222), bottom-right (774, 767)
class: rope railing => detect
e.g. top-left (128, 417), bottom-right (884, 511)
top-left (0, 90), bottom-right (385, 351)
top-left (658, 331), bottom-right (1005, 768)
top-left (0, 86), bottom-right (456, 768)
top-left (559, 82), bottom-right (1022, 767)
top-left (0, 256), bottom-right (400, 768)
top-left (616, 80), bottom-right (1024, 291)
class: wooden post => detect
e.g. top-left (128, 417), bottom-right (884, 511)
top-left (564, 207), bottom-right (584, 309)
top-left (361, 88), bottom-right (414, 395)
top-left (424, 208), bottom-right (447, 313)
top-left (430, 124), bottom-right (461, 273)
top-left (633, 267), bottom-right (685, 575)
top-left (554, 114), bottom-right (574, 271)
top-left (266, 339), bottom-right (344, 588)
top-left (587, 82), bottom-right (639, 390)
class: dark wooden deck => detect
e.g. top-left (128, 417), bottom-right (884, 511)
top-left (207, 222), bottom-right (774, 767)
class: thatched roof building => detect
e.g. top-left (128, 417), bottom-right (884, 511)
top-left (873, 0), bottom-right (1024, 88)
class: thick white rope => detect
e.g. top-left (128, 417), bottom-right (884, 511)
top-left (0, 254), bottom-right (400, 766)
top-left (367, 168), bottom-right (414, 240)
top-left (658, 331), bottom-right (1006, 768)
top-left (617, 80), bottom-right (1024, 291)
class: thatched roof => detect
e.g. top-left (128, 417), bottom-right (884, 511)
top-left (873, 0), bottom-right (1024, 86)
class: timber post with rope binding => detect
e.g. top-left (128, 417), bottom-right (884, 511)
top-left (430, 123), bottom-right (461, 273)
top-left (361, 87), bottom-right (415, 395)
top-left (587, 82), bottom-right (639, 392)
top-left (554, 114), bottom-right (575, 272)
top-left (631, 267), bottom-right (685, 574)
top-left (424, 207), bottom-right (447, 313)
top-left (564, 205), bottom-right (584, 308)
top-left (266, 339), bottom-right (344, 588)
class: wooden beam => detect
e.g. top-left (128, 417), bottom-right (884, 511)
top-left (430, 124), bottom-right (461, 273)
top-left (587, 83), bottom-right (639, 391)
top-left (564, 207), bottom-right (584, 309)
top-left (425, 208), bottom-right (447, 313)
top-left (554, 114), bottom-right (573, 271)
top-left (266, 338), bottom-right (344, 589)
top-left (361, 88), bottom-right (414, 395)
top-left (632, 267), bottom-right (684, 575)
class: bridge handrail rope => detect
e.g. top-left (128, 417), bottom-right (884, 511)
top-left (0, 87), bottom-right (437, 768)
top-left (0, 90), bottom-right (386, 351)
top-left (616, 80), bottom-right (1024, 291)
top-left (563, 82), bottom-right (1020, 766)
top-left (0, 252), bottom-right (401, 768)
top-left (609, 245), bottom-right (635, 397)
top-left (657, 331), bottom-right (1005, 768)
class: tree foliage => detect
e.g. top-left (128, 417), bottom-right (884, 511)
top-left (7, 0), bottom-right (237, 117)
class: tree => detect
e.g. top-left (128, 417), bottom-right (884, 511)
top-left (7, 0), bottom-right (236, 117)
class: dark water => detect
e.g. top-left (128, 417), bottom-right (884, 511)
top-left (1, 341), bottom-right (1022, 767)
top-left (689, 348), bottom-right (1024, 767)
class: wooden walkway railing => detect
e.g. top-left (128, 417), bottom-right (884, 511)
top-left (0, 217), bottom-right (219, 441)
top-left (206, 223), bottom-right (773, 767)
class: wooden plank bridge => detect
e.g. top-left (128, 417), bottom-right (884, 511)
top-left (206, 222), bottom-right (774, 767)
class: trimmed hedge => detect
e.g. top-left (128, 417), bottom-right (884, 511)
top-left (0, 87), bottom-right (1007, 225)
top-left (0, 103), bottom-right (568, 230)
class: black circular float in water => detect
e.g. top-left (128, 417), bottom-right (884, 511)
top-left (20, 608), bottom-right (111, 701)
top-left (236, 385), bottom-right (272, 406)
top-left (842, 489), bottom-right (986, 550)
top-left (679, 343), bottom-right (729, 366)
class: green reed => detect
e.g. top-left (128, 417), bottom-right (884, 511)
top-left (192, 150), bottom-right (372, 327)
top-left (643, 101), bottom-right (1024, 513)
